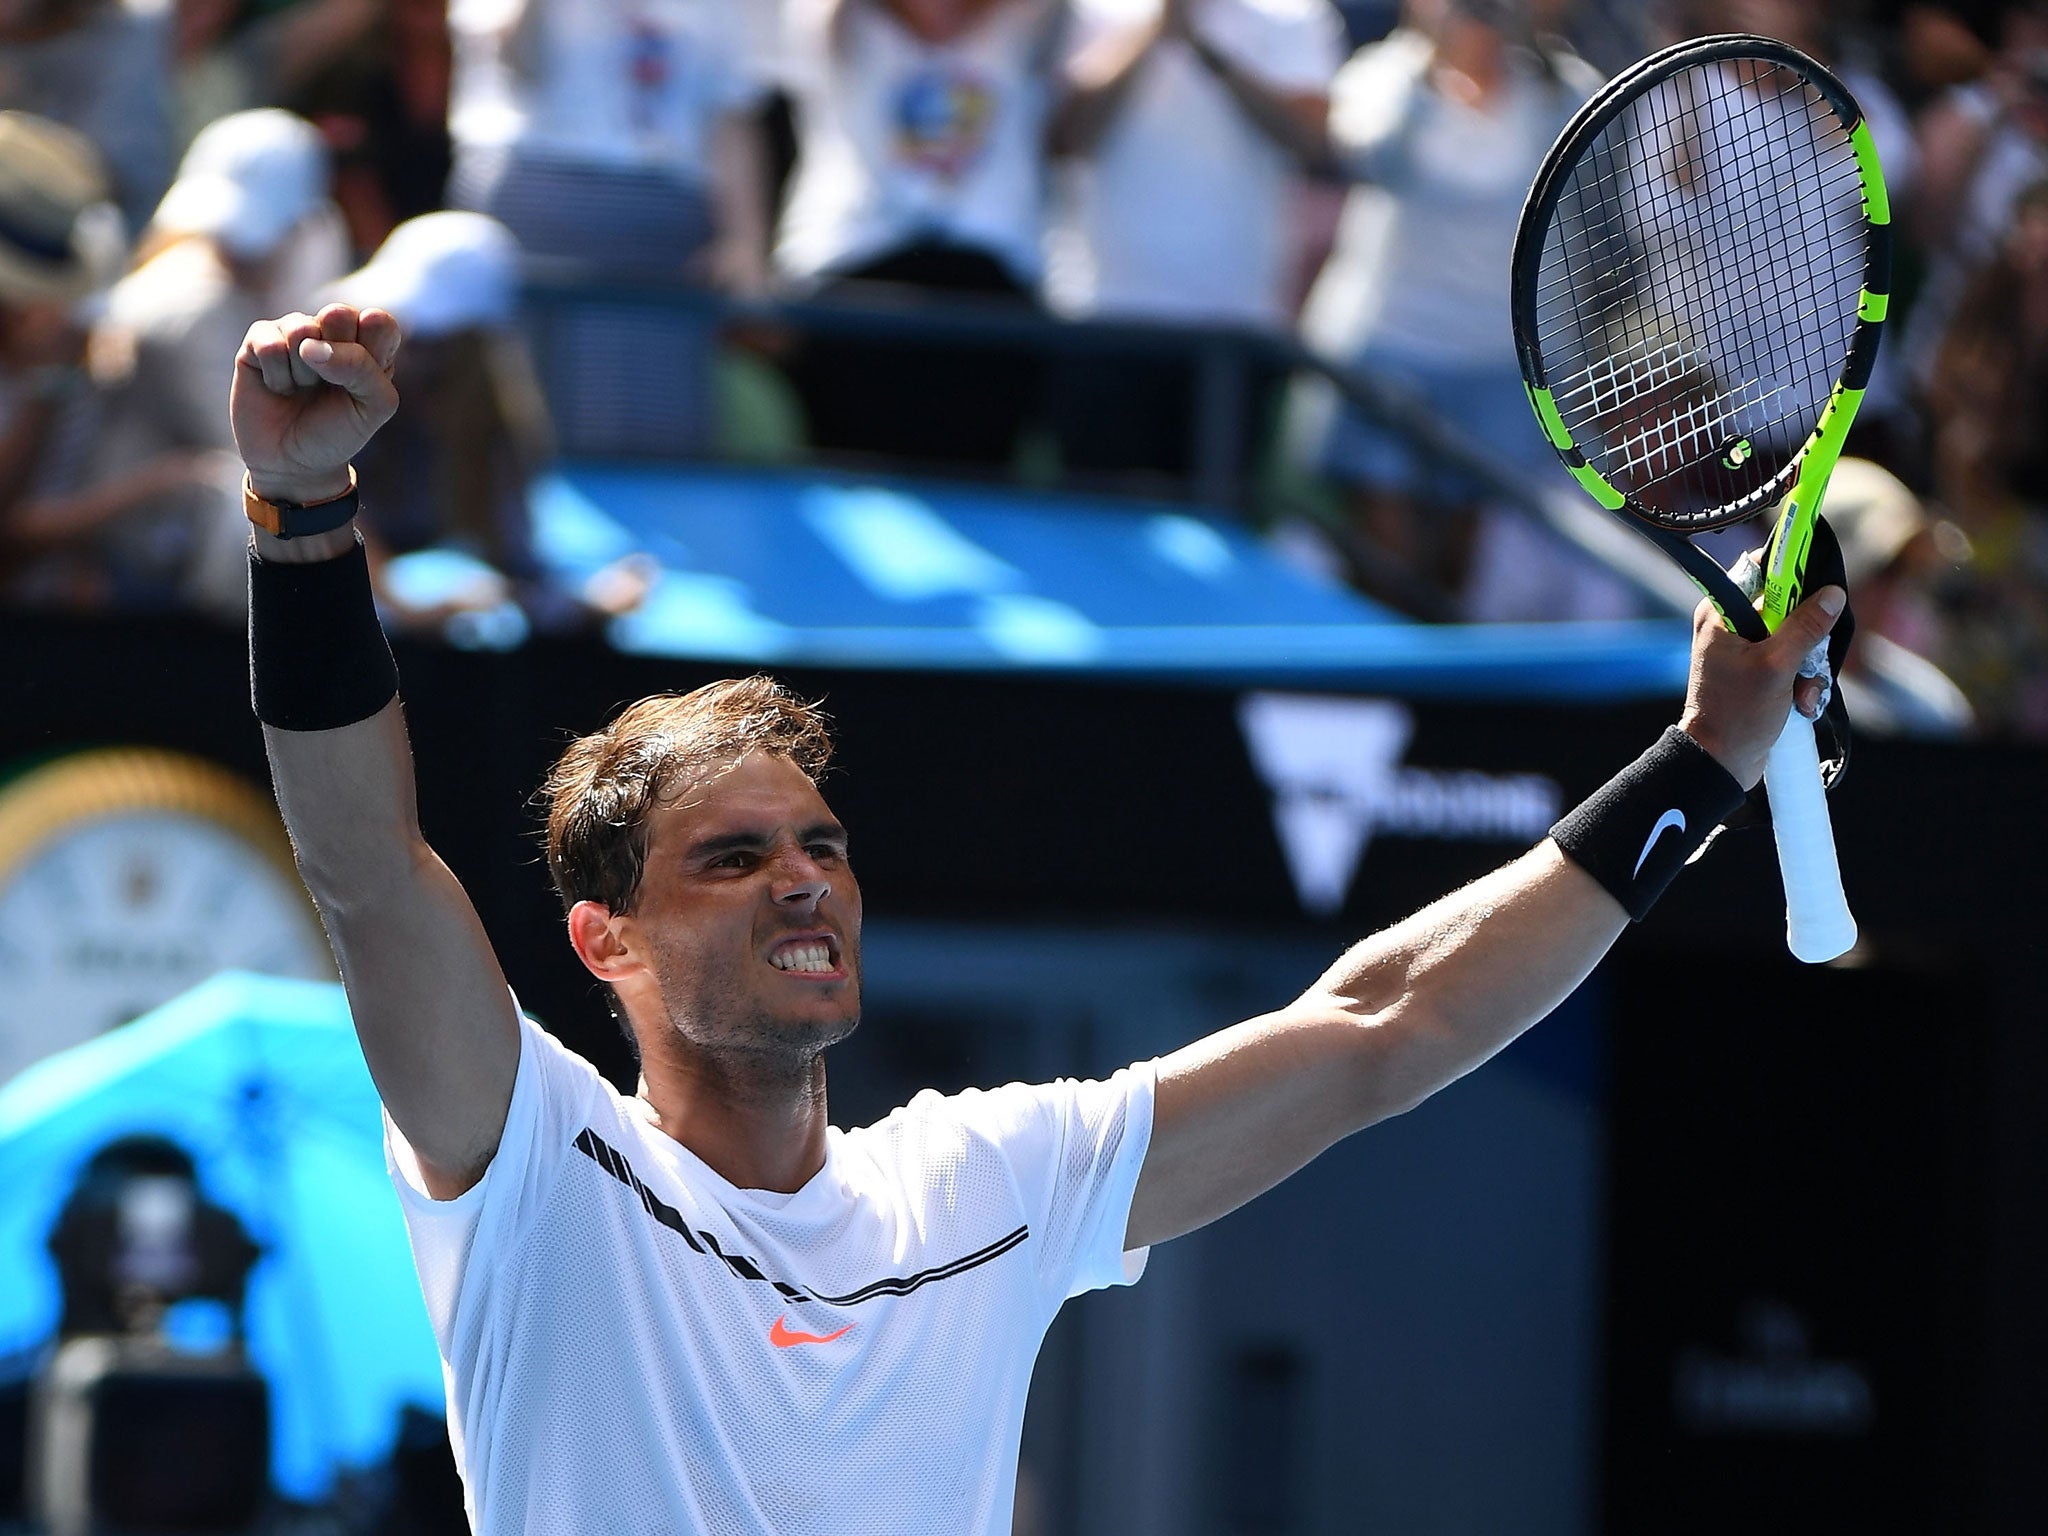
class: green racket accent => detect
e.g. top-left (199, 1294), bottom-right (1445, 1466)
top-left (1526, 383), bottom-right (1574, 451)
top-left (1850, 120), bottom-right (1890, 225)
top-left (1523, 369), bottom-right (1744, 620)
top-left (1512, 37), bottom-right (1890, 539)
top-left (1522, 384), bottom-right (1629, 507)
top-left (1759, 381), bottom-right (1864, 629)
top-left (1758, 120), bottom-right (1887, 633)
top-left (1567, 463), bottom-right (1627, 510)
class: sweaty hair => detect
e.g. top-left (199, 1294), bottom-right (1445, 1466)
top-left (540, 676), bottom-right (834, 919)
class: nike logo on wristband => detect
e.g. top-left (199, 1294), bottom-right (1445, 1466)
top-left (1634, 809), bottom-right (1687, 878)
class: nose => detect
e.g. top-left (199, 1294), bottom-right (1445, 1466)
top-left (776, 876), bottom-right (830, 912)
top-left (773, 847), bottom-right (830, 912)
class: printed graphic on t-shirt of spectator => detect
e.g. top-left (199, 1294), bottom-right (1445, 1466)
top-left (894, 66), bottom-right (999, 180)
top-left (778, 0), bottom-right (1063, 470)
top-left (628, 13), bottom-right (674, 133)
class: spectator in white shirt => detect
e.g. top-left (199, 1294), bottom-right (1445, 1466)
top-left (1292, 0), bottom-right (1598, 602)
top-left (325, 210), bottom-right (654, 637)
top-left (1044, 0), bottom-right (1344, 485)
top-left (82, 109), bottom-right (348, 616)
top-left (1047, 0), bottom-right (1341, 328)
top-left (448, 0), bottom-right (769, 287)
top-left (105, 110), bottom-right (349, 447)
top-left (446, 0), bottom-right (773, 455)
top-left (777, 0), bottom-right (1063, 468)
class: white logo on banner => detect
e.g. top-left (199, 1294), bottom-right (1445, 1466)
top-left (1673, 1299), bottom-right (1875, 1437)
top-left (1237, 694), bottom-right (1563, 917)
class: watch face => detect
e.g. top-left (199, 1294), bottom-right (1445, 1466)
top-left (0, 755), bottom-right (333, 1085)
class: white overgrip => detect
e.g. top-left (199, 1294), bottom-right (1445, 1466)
top-left (1763, 706), bottom-right (1857, 963)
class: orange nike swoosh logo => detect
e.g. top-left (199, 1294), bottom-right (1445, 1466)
top-left (770, 1315), bottom-right (852, 1348)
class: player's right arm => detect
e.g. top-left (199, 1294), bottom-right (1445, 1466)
top-left (235, 304), bottom-right (519, 1201)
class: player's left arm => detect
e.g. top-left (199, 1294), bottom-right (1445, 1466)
top-left (1124, 586), bottom-right (1844, 1251)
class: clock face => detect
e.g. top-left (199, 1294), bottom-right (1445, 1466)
top-left (0, 807), bottom-right (332, 1084)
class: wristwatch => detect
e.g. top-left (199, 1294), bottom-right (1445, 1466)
top-left (243, 467), bottom-right (360, 540)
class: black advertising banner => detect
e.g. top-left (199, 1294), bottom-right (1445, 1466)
top-left (4, 614), bottom-right (2042, 1017)
top-left (1603, 958), bottom-right (1995, 1533)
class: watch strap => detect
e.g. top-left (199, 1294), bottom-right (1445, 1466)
top-left (244, 468), bottom-right (360, 540)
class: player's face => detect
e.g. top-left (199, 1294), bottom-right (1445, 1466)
top-left (627, 753), bottom-right (862, 1061)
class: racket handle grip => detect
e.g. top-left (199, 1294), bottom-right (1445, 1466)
top-left (1764, 706), bottom-right (1857, 963)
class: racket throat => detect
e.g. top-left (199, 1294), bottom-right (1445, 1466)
top-left (1761, 486), bottom-right (1820, 631)
top-left (1761, 381), bottom-right (1860, 629)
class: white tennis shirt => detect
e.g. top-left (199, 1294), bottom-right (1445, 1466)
top-left (386, 1017), bottom-right (1157, 1534)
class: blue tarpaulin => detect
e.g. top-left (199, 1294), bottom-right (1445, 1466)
top-left (522, 464), bottom-right (1693, 698)
top-left (0, 974), bottom-right (445, 1501)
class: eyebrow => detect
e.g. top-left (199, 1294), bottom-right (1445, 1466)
top-left (684, 822), bottom-right (849, 862)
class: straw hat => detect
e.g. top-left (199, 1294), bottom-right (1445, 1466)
top-left (1823, 458), bottom-right (1932, 587)
top-left (0, 111), bottom-right (114, 303)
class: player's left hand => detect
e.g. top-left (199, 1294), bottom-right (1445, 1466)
top-left (1679, 585), bottom-right (1846, 789)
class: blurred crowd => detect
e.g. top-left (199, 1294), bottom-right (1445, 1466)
top-left (1, 0), bottom-right (2045, 734)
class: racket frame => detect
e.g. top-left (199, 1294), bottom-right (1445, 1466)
top-left (1510, 33), bottom-right (1891, 644)
top-left (1509, 34), bottom-right (1888, 962)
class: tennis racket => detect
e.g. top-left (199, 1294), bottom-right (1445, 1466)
top-left (1511, 34), bottom-right (1888, 963)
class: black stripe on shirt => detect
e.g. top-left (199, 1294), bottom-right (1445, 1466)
top-left (573, 1126), bottom-right (1029, 1308)
top-left (802, 1224), bottom-right (1032, 1306)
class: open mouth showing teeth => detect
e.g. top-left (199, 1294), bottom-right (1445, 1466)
top-left (769, 941), bottom-right (837, 975)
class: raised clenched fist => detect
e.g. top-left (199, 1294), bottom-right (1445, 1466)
top-left (232, 304), bottom-right (402, 507)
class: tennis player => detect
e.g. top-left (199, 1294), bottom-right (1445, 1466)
top-left (236, 303), bottom-right (1843, 1534)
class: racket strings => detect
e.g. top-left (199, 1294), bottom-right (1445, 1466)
top-left (1568, 81), bottom-right (1857, 508)
top-left (1532, 61), bottom-right (1868, 526)
top-left (1605, 371), bottom-right (1794, 475)
top-left (1586, 81), bottom-right (1852, 424)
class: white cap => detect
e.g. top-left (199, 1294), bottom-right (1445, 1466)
top-left (327, 211), bottom-right (521, 339)
top-left (152, 110), bottom-right (331, 261)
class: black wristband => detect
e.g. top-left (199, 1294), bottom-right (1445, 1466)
top-left (248, 534), bottom-right (400, 731)
top-left (1549, 727), bottom-right (1745, 921)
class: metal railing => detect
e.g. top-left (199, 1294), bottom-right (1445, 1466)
top-left (515, 264), bottom-right (1699, 622)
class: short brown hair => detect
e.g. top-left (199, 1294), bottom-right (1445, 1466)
top-left (541, 676), bottom-right (834, 918)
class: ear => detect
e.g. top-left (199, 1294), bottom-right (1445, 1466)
top-left (567, 900), bottom-right (641, 984)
